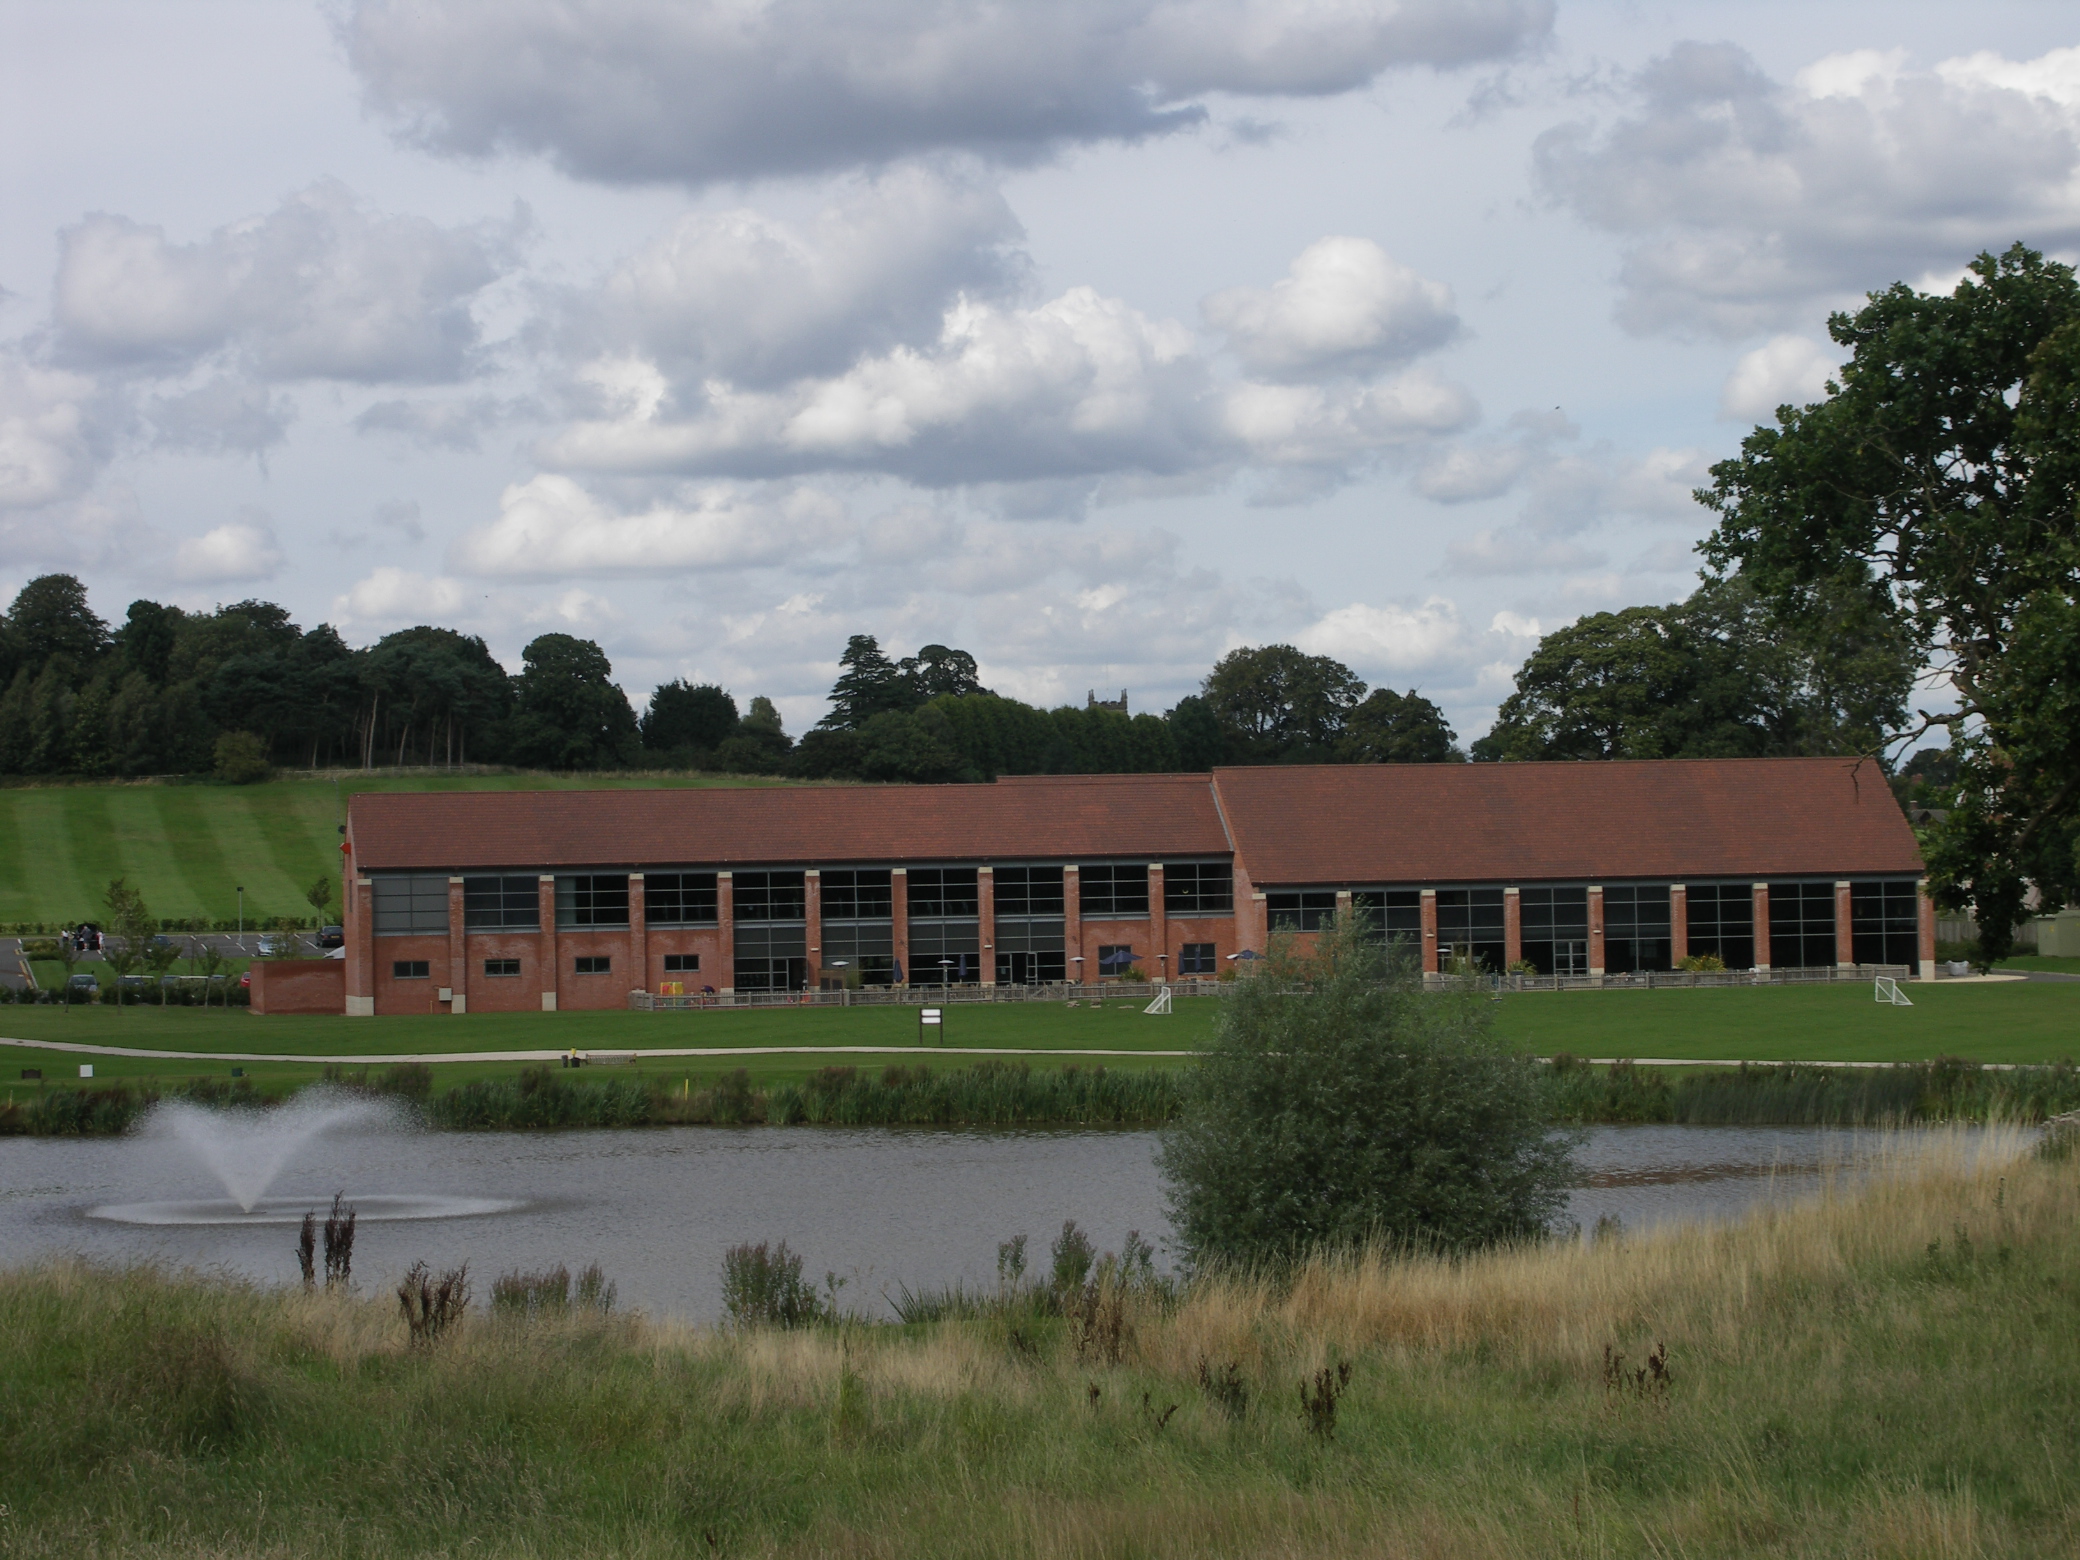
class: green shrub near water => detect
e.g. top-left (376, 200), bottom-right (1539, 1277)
top-left (764, 1059), bottom-right (1179, 1127)
top-left (424, 1066), bottom-right (652, 1129)
top-left (1540, 1054), bottom-right (2080, 1125)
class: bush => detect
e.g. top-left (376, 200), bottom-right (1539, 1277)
top-left (1157, 916), bottom-right (1575, 1268)
top-left (720, 1241), bottom-right (826, 1328)
top-left (212, 731), bottom-right (272, 785)
top-left (1677, 953), bottom-right (1727, 973)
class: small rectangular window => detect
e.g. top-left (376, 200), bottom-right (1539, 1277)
top-left (663, 952), bottom-right (700, 973)
top-left (483, 958), bottom-right (521, 977)
top-left (391, 960), bottom-right (430, 979)
top-left (1179, 942), bottom-right (1216, 975)
top-left (1080, 864), bottom-right (1149, 918)
top-left (574, 955), bottom-right (612, 975)
top-left (1164, 863), bottom-right (1233, 917)
top-left (1097, 943), bottom-right (1138, 976)
top-left (556, 875), bottom-right (630, 930)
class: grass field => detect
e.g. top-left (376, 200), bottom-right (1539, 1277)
top-left (4, 979), bottom-right (2074, 1066)
top-left (3, 1132), bottom-right (2071, 1557)
top-left (0, 770), bottom-right (774, 928)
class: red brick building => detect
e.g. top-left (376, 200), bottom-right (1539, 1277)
top-left (339, 758), bottom-right (1933, 1016)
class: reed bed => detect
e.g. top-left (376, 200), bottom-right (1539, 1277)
top-left (2, 1128), bottom-right (2074, 1557)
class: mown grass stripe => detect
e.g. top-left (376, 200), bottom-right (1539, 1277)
top-left (147, 786), bottom-right (236, 921)
top-left (0, 792), bottom-right (31, 922)
top-left (59, 787), bottom-right (128, 924)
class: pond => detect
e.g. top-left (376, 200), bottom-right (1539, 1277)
top-left (0, 1120), bottom-right (1993, 1323)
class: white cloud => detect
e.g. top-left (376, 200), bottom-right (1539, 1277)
top-left (1296, 596), bottom-right (1469, 670)
top-left (448, 474), bottom-right (852, 577)
top-left (0, 357), bottom-right (105, 512)
top-left (332, 566), bottom-right (471, 627)
top-left (1719, 334), bottom-right (1838, 421)
top-left (174, 515), bottom-right (286, 583)
top-left (1535, 42), bottom-right (2080, 336)
top-left (1442, 528), bottom-right (1606, 575)
top-left (54, 181), bottom-right (516, 382)
top-left (577, 167), bottom-right (1026, 389)
top-left (345, 0), bottom-right (1554, 186)
top-left (1203, 237), bottom-right (1459, 382)
top-left (146, 376), bottom-right (296, 455)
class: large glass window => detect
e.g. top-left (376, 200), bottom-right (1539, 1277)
top-left (1267, 890), bottom-right (1338, 931)
top-left (994, 865), bottom-right (1064, 917)
top-left (1603, 884), bottom-right (1672, 974)
top-left (733, 921), bottom-right (808, 992)
top-left (1079, 863), bottom-right (1149, 918)
top-left (463, 875), bottom-right (538, 931)
top-left (1179, 943), bottom-right (1216, 975)
top-left (1097, 944), bottom-right (1139, 976)
top-left (821, 868), bottom-right (892, 922)
top-left (734, 870), bottom-right (805, 923)
top-left (820, 869), bottom-right (895, 985)
top-left (1519, 886), bottom-right (1588, 976)
top-left (1163, 862), bottom-right (1233, 917)
top-left (556, 874), bottom-right (629, 930)
top-left (1852, 880), bottom-right (1921, 966)
top-left (1352, 890), bottom-right (1421, 949)
top-left (1768, 881), bottom-right (1839, 968)
top-left (907, 868), bottom-right (978, 918)
top-left (373, 875), bottom-right (449, 935)
top-left (1686, 884), bottom-right (1754, 969)
top-left (646, 872), bottom-right (718, 927)
top-left (1436, 888), bottom-right (1506, 972)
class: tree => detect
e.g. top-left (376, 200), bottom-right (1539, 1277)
top-left (1156, 916), bottom-right (1573, 1268)
top-left (5, 575), bottom-right (109, 678)
top-left (856, 707), bottom-right (965, 782)
top-left (1166, 694), bottom-right (1225, 771)
top-left (100, 878), bottom-right (156, 1009)
top-left (1201, 645), bottom-right (1367, 763)
top-left (713, 695), bottom-right (792, 774)
top-left (358, 626), bottom-right (510, 769)
top-left (1340, 688), bottom-right (1463, 763)
top-left (214, 731), bottom-right (273, 784)
top-left (507, 634), bottom-right (639, 769)
top-left (642, 680), bottom-right (740, 754)
top-left (112, 599), bottom-right (180, 684)
top-left (899, 644), bottom-right (989, 701)
top-left (306, 874), bottom-right (334, 922)
top-left (818, 635), bottom-right (915, 730)
top-left (1700, 244), bottom-right (2080, 960)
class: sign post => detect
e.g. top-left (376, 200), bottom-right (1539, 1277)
top-left (919, 1006), bottom-right (943, 1046)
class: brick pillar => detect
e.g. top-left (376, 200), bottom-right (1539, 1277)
top-left (1918, 877), bottom-right (1937, 980)
top-left (717, 872), bottom-right (735, 995)
top-left (1670, 883), bottom-right (1688, 966)
top-left (538, 875), bottom-right (559, 1011)
top-left (1420, 888), bottom-right (1438, 974)
top-left (1150, 866), bottom-right (1169, 983)
top-left (629, 873), bottom-right (648, 995)
top-left (977, 866), bottom-right (996, 985)
top-left (1587, 885), bottom-right (1605, 977)
top-left (1834, 879), bottom-right (1855, 968)
top-left (1063, 866), bottom-right (1082, 988)
top-left (890, 868), bottom-right (908, 987)
top-left (803, 870), bottom-right (822, 989)
top-left (1752, 882), bottom-right (1771, 972)
top-left (347, 875), bottom-right (375, 1016)
top-left (447, 877), bottom-right (467, 1015)
top-left (1230, 856), bottom-right (1263, 957)
top-left (1503, 887), bottom-right (1522, 970)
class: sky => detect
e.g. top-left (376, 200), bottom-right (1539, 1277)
top-left (2, 1), bottom-right (2076, 740)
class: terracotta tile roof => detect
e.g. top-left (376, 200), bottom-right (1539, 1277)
top-left (348, 774), bottom-right (1230, 871)
top-left (1210, 758), bottom-right (1924, 885)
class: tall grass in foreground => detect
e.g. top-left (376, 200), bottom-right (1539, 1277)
top-left (2, 1130), bottom-right (2075, 1558)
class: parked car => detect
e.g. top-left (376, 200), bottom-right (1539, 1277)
top-left (256, 934), bottom-right (295, 957)
top-left (239, 971), bottom-right (252, 989)
top-left (66, 972), bottom-right (98, 992)
top-left (149, 935), bottom-right (180, 953)
top-left (117, 974), bottom-right (150, 992)
top-left (316, 925), bottom-right (345, 949)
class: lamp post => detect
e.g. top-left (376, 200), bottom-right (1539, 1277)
top-left (236, 886), bottom-right (245, 951)
top-left (1070, 954), bottom-right (1085, 994)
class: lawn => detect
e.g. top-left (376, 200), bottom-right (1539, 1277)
top-left (4, 978), bottom-right (2075, 1068)
top-left (1998, 954), bottom-right (2080, 975)
top-left (2, 1137), bottom-right (2071, 1557)
top-left (0, 770), bottom-right (777, 929)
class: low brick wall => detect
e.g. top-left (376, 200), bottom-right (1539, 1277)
top-left (250, 959), bottom-right (345, 1016)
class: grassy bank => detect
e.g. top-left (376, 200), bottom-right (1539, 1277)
top-left (0, 770), bottom-right (775, 929)
top-left (9, 1054), bottom-right (2077, 1137)
top-left (3, 1133), bottom-right (2072, 1558)
top-left (6, 978), bottom-right (2079, 1065)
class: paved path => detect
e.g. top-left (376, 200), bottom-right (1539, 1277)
top-left (0, 1036), bottom-right (2025, 1069)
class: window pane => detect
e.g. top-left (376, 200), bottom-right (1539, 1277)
top-left (647, 873), bottom-right (718, 927)
top-left (1079, 864), bottom-right (1149, 918)
top-left (908, 868), bottom-right (979, 919)
top-left (735, 871), bottom-right (806, 922)
top-left (822, 869), bottom-right (892, 922)
top-left (556, 874), bottom-right (630, 929)
top-left (464, 875), bottom-right (539, 931)
top-left (373, 875), bottom-right (449, 935)
top-left (1164, 862), bottom-right (1233, 916)
top-left (995, 866), bottom-right (1064, 918)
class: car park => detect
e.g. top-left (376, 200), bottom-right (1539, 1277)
top-left (256, 934), bottom-right (295, 956)
top-left (316, 925), bottom-right (345, 949)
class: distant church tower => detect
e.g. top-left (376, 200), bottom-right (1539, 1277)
top-left (1086, 688), bottom-right (1128, 715)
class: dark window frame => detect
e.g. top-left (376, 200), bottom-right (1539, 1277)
top-left (1079, 863), bottom-right (1150, 918)
top-left (820, 868), bottom-right (894, 923)
top-left (483, 957), bottom-right (521, 977)
top-left (373, 875), bottom-right (450, 936)
top-left (646, 872), bottom-right (719, 928)
top-left (1267, 889), bottom-right (1337, 932)
top-left (663, 952), bottom-right (701, 973)
top-left (1768, 880), bottom-right (1840, 969)
top-left (1163, 861), bottom-right (1234, 917)
top-left (1686, 883), bottom-right (1756, 970)
top-left (1179, 942), bottom-right (1216, 975)
top-left (573, 954), bottom-right (613, 976)
top-left (391, 959), bottom-right (430, 979)
top-left (733, 870), bottom-right (807, 924)
top-left (1096, 943), bottom-right (1139, 976)
top-left (556, 874), bottom-right (630, 930)
top-left (1851, 879), bottom-right (1921, 966)
top-left (464, 875), bottom-right (539, 931)
top-left (994, 865), bottom-right (1065, 918)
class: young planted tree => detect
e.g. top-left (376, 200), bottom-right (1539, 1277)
top-left (99, 879), bottom-right (156, 1009)
top-left (1157, 916), bottom-right (1573, 1268)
